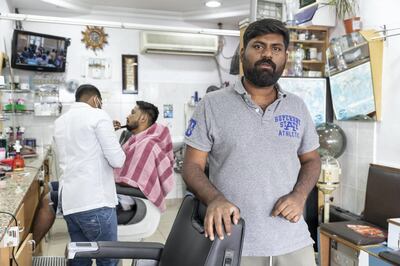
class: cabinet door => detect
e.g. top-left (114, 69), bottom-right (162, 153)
top-left (14, 233), bottom-right (33, 266)
top-left (24, 180), bottom-right (40, 238)
top-left (0, 247), bottom-right (11, 266)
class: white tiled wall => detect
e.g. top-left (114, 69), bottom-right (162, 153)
top-left (332, 120), bottom-right (376, 215)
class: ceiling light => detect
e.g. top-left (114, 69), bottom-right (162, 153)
top-left (205, 1), bottom-right (221, 8)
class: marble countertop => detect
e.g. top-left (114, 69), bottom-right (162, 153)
top-left (0, 147), bottom-right (50, 230)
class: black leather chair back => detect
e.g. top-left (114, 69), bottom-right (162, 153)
top-left (363, 164), bottom-right (400, 229)
top-left (159, 194), bottom-right (245, 266)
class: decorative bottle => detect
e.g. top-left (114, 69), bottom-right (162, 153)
top-left (12, 140), bottom-right (25, 171)
top-left (293, 44), bottom-right (305, 77)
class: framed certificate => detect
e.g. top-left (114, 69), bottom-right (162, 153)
top-left (122, 54), bottom-right (138, 94)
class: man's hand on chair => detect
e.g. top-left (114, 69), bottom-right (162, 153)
top-left (204, 195), bottom-right (240, 241)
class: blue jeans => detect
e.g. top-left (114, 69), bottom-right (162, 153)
top-left (64, 207), bottom-right (118, 266)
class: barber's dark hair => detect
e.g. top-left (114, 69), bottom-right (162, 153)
top-left (136, 101), bottom-right (159, 125)
top-left (75, 84), bottom-right (101, 102)
top-left (243, 19), bottom-right (290, 50)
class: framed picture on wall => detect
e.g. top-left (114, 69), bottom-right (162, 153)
top-left (122, 54), bottom-right (138, 94)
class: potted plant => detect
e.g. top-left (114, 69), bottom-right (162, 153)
top-left (329, 0), bottom-right (360, 34)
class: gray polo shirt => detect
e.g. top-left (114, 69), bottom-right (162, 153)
top-left (184, 78), bottom-right (319, 256)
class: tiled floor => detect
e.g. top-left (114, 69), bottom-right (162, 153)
top-left (40, 199), bottom-right (182, 265)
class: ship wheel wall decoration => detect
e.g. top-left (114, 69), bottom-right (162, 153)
top-left (81, 26), bottom-right (108, 52)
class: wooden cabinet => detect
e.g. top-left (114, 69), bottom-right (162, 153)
top-left (319, 228), bottom-right (394, 266)
top-left (14, 233), bottom-right (34, 266)
top-left (0, 179), bottom-right (41, 266)
top-left (285, 26), bottom-right (329, 77)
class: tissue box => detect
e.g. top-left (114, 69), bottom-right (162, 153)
top-left (388, 218), bottom-right (400, 249)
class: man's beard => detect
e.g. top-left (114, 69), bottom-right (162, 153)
top-left (243, 58), bottom-right (284, 87)
top-left (126, 121), bottom-right (138, 131)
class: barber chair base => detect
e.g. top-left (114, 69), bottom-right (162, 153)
top-left (118, 199), bottom-right (161, 241)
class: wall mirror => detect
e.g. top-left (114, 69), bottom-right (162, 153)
top-left (326, 32), bottom-right (376, 121)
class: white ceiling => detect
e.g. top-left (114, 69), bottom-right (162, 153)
top-left (7, 0), bottom-right (251, 28)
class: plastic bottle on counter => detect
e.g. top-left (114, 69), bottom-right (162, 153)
top-left (16, 126), bottom-right (25, 142)
top-left (12, 140), bottom-right (25, 171)
top-left (293, 44), bottom-right (305, 77)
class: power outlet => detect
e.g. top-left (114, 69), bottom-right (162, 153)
top-left (0, 226), bottom-right (20, 247)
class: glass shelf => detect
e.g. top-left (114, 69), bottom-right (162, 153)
top-left (327, 32), bottom-right (371, 76)
top-left (328, 42), bottom-right (368, 59)
top-left (3, 110), bottom-right (34, 115)
top-left (0, 89), bottom-right (33, 93)
top-left (290, 39), bottom-right (325, 44)
top-left (287, 60), bottom-right (325, 64)
top-left (328, 57), bottom-right (370, 76)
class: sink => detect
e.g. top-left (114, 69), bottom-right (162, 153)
top-left (172, 135), bottom-right (184, 151)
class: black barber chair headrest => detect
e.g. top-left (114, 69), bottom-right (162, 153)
top-left (160, 194), bottom-right (245, 266)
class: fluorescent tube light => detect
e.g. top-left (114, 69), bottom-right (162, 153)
top-left (0, 13), bottom-right (239, 37)
top-left (205, 1), bottom-right (222, 8)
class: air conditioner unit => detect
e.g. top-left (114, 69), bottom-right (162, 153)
top-left (140, 31), bottom-right (219, 56)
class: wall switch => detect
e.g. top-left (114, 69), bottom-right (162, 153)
top-left (0, 226), bottom-right (20, 247)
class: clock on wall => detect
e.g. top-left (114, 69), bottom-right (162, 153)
top-left (81, 26), bottom-right (108, 52)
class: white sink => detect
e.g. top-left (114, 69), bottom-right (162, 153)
top-left (172, 135), bottom-right (185, 151)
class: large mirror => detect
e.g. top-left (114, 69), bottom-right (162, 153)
top-left (326, 32), bottom-right (376, 121)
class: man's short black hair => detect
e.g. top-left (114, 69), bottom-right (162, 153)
top-left (136, 101), bottom-right (159, 125)
top-left (75, 84), bottom-right (101, 102)
top-left (243, 19), bottom-right (290, 50)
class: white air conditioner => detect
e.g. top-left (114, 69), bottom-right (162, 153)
top-left (140, 31), bottom-right (219, 56)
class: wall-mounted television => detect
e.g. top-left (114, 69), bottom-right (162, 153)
top-left (11, 30), bottom-right (69, 72)
top-left (299, 0), bottom-right (317, 9)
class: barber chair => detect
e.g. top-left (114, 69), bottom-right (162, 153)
top-left (67, 194), bottom-right (246, 266)
top-left (116, 184), bottom-right (161, 241)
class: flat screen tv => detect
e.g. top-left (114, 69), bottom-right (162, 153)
top-left (11, 30), bottom-right (69, 72)
top-left (299, 0), bottom-right (317, 9)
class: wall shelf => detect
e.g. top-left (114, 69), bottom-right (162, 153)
top-left (288, 60), bottom-right (325, 64)
top-left (290, 40), bottom-right (325, 44)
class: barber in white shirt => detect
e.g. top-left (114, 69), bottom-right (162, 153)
top-left (54, 84), bottom-right (125, 266)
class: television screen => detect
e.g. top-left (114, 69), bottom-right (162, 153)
top-left (11, 30), bottom-right (68, 72)
top-left (299, 0), bottom-right (317, 8)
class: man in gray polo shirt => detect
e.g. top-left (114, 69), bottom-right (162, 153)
top-left (183, 19), bottom-right (321, 266)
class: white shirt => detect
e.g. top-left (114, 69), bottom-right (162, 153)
top-left (54, 102), bottom-right (126, 215)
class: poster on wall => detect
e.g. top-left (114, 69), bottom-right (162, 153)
top-left (122, 54), bottom-right (138, 94)
top-left (81, 57), bottom-right (112, 79)
top-left (279, 77), bottom-right (327, 125)
top-left (329, 62), bottom-right (375, 120)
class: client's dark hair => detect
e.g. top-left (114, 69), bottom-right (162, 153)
top-left (136, 101), bottom-right (159, 125)
top-left (243, 18), bottom-right (290, 50)
top-left (75, 84), bottom-right (101, 102)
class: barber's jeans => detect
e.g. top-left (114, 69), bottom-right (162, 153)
top-left (64, 207), bottom-right (118, 266)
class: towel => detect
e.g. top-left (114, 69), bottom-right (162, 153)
top-left (114, 123), bottom-right (175, 212)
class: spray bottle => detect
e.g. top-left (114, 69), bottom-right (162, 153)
top-left (12, 140), bottom-right (24, 171)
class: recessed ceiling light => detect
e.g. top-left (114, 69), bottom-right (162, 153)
top-left (205, 1), bottom-right (221, 8)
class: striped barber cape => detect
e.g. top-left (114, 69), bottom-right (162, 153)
top-left (114, 123), bottom-right (175, 212)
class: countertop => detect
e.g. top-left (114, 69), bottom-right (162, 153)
top-left (0, 146), bottom-right (50, 228)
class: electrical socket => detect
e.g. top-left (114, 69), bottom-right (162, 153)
top-left (0, 226), bottom-right (20, 247)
